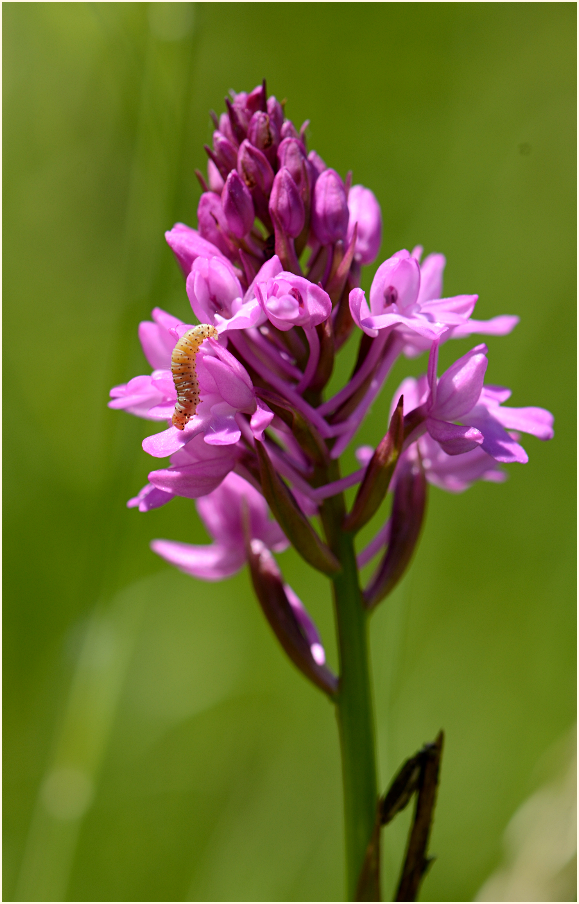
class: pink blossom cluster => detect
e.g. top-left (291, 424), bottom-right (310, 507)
top-left (110, 84), bottom-right (553, 691)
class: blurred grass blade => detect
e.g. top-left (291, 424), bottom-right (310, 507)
top-left (15, 585), bottom-right (145, 902)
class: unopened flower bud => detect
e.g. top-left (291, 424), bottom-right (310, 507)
top-left (212, 130), bottom-right (238, 175)
top-left (247, 111), bottom-right (280, 162)
top-left (269, 168), bottom-right (305, 238)
top-left (311, 168), bottom-right (349, 245)
top-left (219, 111), bottom-right (235, 145)
top-left (245, 81), bottom-right (267, 116)
top-left (222, 170), bottom-right (255, 238)
top-left (308, 150), bottom-right (327, 178)
top-left (165, 222), bottom-right (227, 276)
top-left (363, 454), bottom-right (427, 609)
top-left (246, 538), bottom-right (338, 696)
top-left (225, 97), bottom-right (248, 144)
top-left (207, 158), bottom-right (224, 193)
top-left (237, 139), bottom-right (274, 194)
top-left (197, 192), bottom-right (235, 257)
top-left (344, 397), bottom-right (404, 533)
top-left (347, 185), bottom-right (382, 264)
top-left (277, 138), bottom-right (310, 196)
top-left (231, 90), bottom-right (247, 109)
top-left (267, 95), bottom-right (284, 131)
top-left (281, 119), bottom-right (299, 141)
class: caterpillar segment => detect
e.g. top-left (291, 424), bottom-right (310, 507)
top-left (171, 324), bottom-right (219, 429)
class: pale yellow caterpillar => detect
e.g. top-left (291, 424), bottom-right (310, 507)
top-left (171, 324), bottom-right (219, 430)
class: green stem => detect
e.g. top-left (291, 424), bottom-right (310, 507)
top-left (321, 486), bottom-right (379, 901)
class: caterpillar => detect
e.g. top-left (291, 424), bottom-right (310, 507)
top-left (171, 324), bottom-right (219, 430)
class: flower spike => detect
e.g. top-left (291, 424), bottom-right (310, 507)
top-left (109, 81), bottom-right (555, 904)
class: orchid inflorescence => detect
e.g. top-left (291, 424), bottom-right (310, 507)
top-left (110, 81), bottom-right (553, 703)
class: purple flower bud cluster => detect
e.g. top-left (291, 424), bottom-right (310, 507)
top-left (170, 80), bottom-right (382, 300)
top-left (110, 83), bottom-right (553, 695)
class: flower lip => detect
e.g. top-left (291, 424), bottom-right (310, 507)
top-left (256, 272), bottom-right (331, 331)
top-left (150, 471), bottom-right (287, 580)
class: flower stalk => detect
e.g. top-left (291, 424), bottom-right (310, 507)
top-left (321, 480), bottom-right (380, 900)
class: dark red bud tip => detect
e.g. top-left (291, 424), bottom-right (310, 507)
top-left (194, 169), bottom-right (209, 192)
top-left (246, 81), bottom-right (267, 115)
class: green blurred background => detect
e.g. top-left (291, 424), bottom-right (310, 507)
top-left (3, 3), bottom-right (575, 901)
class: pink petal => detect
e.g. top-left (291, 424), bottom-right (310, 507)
top-left (418, 437), bottom-right (506, 493)
top-left (346, 185), bottom-right (382, 265)
top-left (202, 411), bottom-right (242, 446)
top-left (492, 405), bottom-right (554, 441)
top-left (250, 401), bottom-right (274, 440)
top-left (362, 310), bottom-right (448, 341)
top-left (205, 340), bottom-right (254, 389)
top-left (416, 253), bottom-right (446, 305)
top-left (427, 418), bottom-right (484, 455)
top-left (480, 385), bottom-right (512, 405)
top-left (108, 375), bottom-right (167, 420)
top-left (127, 483), bottom-right (175, 512)
top-left (420, 294), bottom-right (478, 325)
top-left (477, 420), bottom-right (529, 463)
top-left (138, 321), bottom-right (176, 369)
top-left (153, 307), bottom-right (184, 331)
top-left (148, 458), bottom-right (234, 498)
top-left (151, 538), bottom-right (244, 580)
top-left (147, 403), bottom-right (177, 419)
top-left (217, 298), bottom-right (266, 331)
top-left (433, 345), bottom-right (488, 421)
top-left (243, 254), bottom-right (283, 303)
top-left (201, 356), bottom-right (255, 409)
top-left (142, 419), bottom-right (206, 458)
top-left (186, 256), bottom-right (242, 323)
top-left (449, 315), bottom-right (519, 339)
top-left (349, 287), bottom-right (377, 337)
